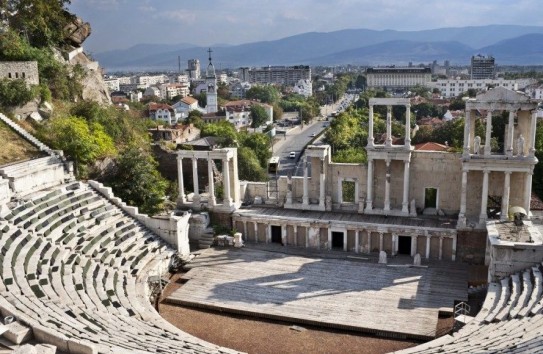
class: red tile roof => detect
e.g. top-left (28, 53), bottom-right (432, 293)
top-left (414, 142), bottom-right (451, 152)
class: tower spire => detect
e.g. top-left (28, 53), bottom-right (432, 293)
top-left (208, 48), bottom-right (213, 64)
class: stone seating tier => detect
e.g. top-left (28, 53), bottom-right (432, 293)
top-left (396, 263), bottom-right (543, 353)
top-left (0, 182), bottom-right (238, 354)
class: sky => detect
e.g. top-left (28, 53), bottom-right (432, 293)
top-left (69, 0), bottom-right (543, 54)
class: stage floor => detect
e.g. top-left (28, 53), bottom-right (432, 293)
top-left (166, 247), bottom-right (468, 340)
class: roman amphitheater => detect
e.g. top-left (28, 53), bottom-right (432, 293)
top-left (0, 86), bottom-right (543, 353)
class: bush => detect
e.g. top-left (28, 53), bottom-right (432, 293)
top-left (0, 78), bottom-right (37, 108)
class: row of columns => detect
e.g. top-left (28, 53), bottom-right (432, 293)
top-left (177, 155), bottom-right (232, 206)
top-left (365, 158), bottom-right (411, 214)
top-left (459, 169), bottom-right (532, 224)
top-left (240, 220), bottom-right (455, 260)
top-left (464, 109), bottom-right (538, 157)
top-left (368, 104), bottom-right (411, 148)
top-left (301, 157), bottom-right (325, 208)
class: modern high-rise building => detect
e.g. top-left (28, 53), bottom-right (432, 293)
top-left (239, 65), bottom-right (311, 86)
top-left (470, 55), bottom-right (495, 80)
top-left (366, 67), bottom-right (432, 89)
top-left (187, 59), bottom-right (201, 80)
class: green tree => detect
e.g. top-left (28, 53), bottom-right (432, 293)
top-left (250, 104), bottom-right (269, 128)
top-left (239, 132), bottom-right (271, 167)
top-left (245, 85), bottom-right (280, 104)
top-left (0, 78), bottom-right (37, 108)
top-left (272, 103), bottom-right (283, 121)
top-left (2, 0), bottom-right (73, 48)
top-left (39, 116), bottom-right (116, 176)
top-left (200, 120), bottom-right (238, 146)
top-left (108, 146), bottom-right (168, 215)
top-left (237, 147), bottom-right (267, 181)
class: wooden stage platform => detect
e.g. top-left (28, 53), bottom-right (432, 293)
top-left (166, 247), bottom-right (468, 340)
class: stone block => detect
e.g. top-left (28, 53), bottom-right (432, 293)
top-left (2, 321), bottom-right (32, 344)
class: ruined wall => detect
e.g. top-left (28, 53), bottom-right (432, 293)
top-left (410, 151), bottom-right (462, 215)
top-left (456, 229), bottom-right (487, 264)
top-left (328, 162), bottom-right (367, 204)
top-left (0, 62), bottom-right (39, 86)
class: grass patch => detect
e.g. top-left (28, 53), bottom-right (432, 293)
top-left (0, 119), bottom-right (43, 165)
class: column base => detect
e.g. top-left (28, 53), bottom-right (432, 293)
top-left (302, 197), bottom-right (309, 206)
top-left (457, 214), bottom-right (466, 228)
top-left (365, 201), bottom-right (373, 212)
top-left (401, 202), bottom-right (409, 213)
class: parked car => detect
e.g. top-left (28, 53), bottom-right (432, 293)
top-left (289, 152), bottom-right (296, 159)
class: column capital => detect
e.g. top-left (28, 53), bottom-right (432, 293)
top-left (504, 170), bottom-right (512, 176)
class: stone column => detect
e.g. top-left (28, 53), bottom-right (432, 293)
top-left (463, 109), bottom-right (471, 156)
top-left (337, 177), bottom-right (343, 204)
top-left (319, 159), bottom-right (325, 208)
top-left (223, 157), bottom-right (231, 205)
top-left (506, 110), bottom-right (515, 157)
top-left (501, 171), bottom-right (511, 221)
top-left (384, 159), bottom-right (391, 211)
top-left (177, 156), bottom-right (186, 203)
top-left (379, 232), bottom-right (384, 252)
top-left (524, 172), bottom-right (533, 215)
top-left (425, 236), bottom-right (431, 259)
top-left (479, 169), bottom-right (489, 224)
top-left (343, 232), bottom-right (348, 252)
top-left (355, 230), bottom-right (360, 253)
top-left (354, 179), bottom-right (360, 205)
top-left (459, 170), bottom-right (468, 224)
top-left (484, 110), bottom-right (492, 156)
top-left (243, 221), bottom-right (248, 241)
top-left (254, 222), bottom-right (258, 243)
top-left (327, 229), bottom-right (332, 250)
top-left (207, 158), bottom-right (216, 207)
top-left (302, 159), bottom-right (309, 206)
top-left (365, 158), bottom-right (374, 211)
top-left (452, 236), bottom-right (457, 261)
top-left (192, 157), bottom-right (200, 204)
top-left (411, 235), bottom-right (418, 257)
top-left (392, 233), bottom-right (398, 256)
top-left (386, 105), bottom-right (392, 147)
top-left (281, 224), bottom-right (287, 246)
top-left (529, 110), bottom-right (538, 157)
top-left (439, 237), bottom-right (443, 260)
top-left (293, 225), bottom-right (298, 247)
top-left (265, 225), bottom-right (270, 244)
top-left (402, 160), bottom-right (410, 213)
top-left (405, 104), bottom-right (411, 147)
top-left (367, 231), bottom-right (372, 253)
top-left (368, 105), bottom-right (374, 147)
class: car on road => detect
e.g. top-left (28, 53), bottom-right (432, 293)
top-left (289, 151), bottom-right (296, 159)
top-left (310, 133), bottom-right (316, 137)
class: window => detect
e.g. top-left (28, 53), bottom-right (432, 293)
top-left (342, 180), bottom-right (355, 203)
top-left (424, 188), bottom-right (437, 209)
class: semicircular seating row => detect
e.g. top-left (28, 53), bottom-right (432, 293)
top-left (395, 265), bottom-right (543, 353)
top-left (0, 181), bottom-right (239, 354)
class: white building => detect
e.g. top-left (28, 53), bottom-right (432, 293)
top-left (143, 86), bottom-right (162, 99)
top-left (293, 79), bottom-right (313, 97)
top-left (159, 83), bottom-right (190, 100)
top-left (103, 78), bottom-right (120, 92)
top-left (366, 67), bottom-right (432, 89)
top-left (224, 100), bottom-right (273, 129)
top-left (148, 102), bottom-right (181, 125)
top-left (432, 78), bottom-right (535, 98)
top-left (172, 96), bottom-right (206, 120)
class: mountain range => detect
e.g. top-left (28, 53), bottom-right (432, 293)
top-left (94, 25), bottom-right (543, 71)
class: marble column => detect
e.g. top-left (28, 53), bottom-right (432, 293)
top-left (192, 157), bottom-right (200, 204)
top-left (177, 156), bottom-right (186, 203)
top-left (484, 110), bottom-right (492, 156)
top-left (265, 225), bottom-right (270, 244)
top-left (501, 171), bottom-right (511, 221)
top-left (337, 177), bottom-right (343, 204)
top-left (459, 170), bottom-right (468, 224)
top-left (319, 159), bottom-right (325, 208)
top-left (479, 169), bottom-right (490, 224)
top-left (207, 158), bottom-right (216, 207)
top-left (439, 237), bottom-right (443, 260)
top-left (303, 159), bottom-right (309, 206)
top-left (530, 110), bottom-right (538, 157)
top-left (402, 160), bottom-right (410, 213)
top-left (524, 172), bottom-right (533, 215)
top-left (405, 104), bottom-right (411, 147)
top-left (379, 232), bottom-right (384, 252)
top-left (343, 232), bottom-right (348, 252)
top-left (254, 222), bottom-right (258, 243)
top-left (411, 235), bottom-right (418, 257)
top-left (293, 225), bottom-right (298, 247)
top-left (368, 105), bottom-right (374, 147)
top-left (355, 230), bottom-right (360, 253)
top-left (425, 236), bottom-right (431, 259)
top-left (365, 159), bottom-right (374, 211)
top-left (506, 110), bottom-right (515, 157)
top-left (223, 157), bottom-right (231, 205)
top-left (281, 224), bottom-right (287, 246)
top-left (354, 179), bottom-right (359, 205)
top-left (386, 105), bottom-right (392, 147)
top-left (392, 233), bottom-right (398, 256)
top-left (243, 221), bottom-right (248, 241)
top-left (452, 236), bottom-right (457, 261)
top-left (463, 109), bottom-right (471, 156)
top-left (367, 231), bottom-right (372, 253)
top-left (384, 159), bottom-right (391, 211)
top-left (479, 169), bottom-right (489, 224)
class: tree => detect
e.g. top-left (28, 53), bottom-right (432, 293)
top-left (108, 146), bottom-right (168, 215)
top-left (217, 82), bottom-right (230, 100)
top-left (239, 132), bottom-right (271, 167)
top-left (39, 116), bottom-right (116, 176)
top-left (237, 147), bottom-right (267, 181)
top-left (3, 0), bottom-right (74, 48)
top-left (245, 85), bottom-right (280, 104)
top-left (200, 120), bottom-right (238, 146)
top-left (272, 103), bottom-right (283, 121)
top-left (250, 104), bottom-right (269, 128)
top-left (0, 78), bottom-right (37, 108)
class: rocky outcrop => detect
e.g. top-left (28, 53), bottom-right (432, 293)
top-left (63, 15), bottom-right (91, 47)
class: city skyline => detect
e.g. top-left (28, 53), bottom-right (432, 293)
top-left (70, 0), bottom-right (543, 54)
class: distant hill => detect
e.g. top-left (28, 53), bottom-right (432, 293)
top-left (94, 25), bottom-right (543, 71)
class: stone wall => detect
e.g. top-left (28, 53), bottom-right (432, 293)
top-left (456, 229), bottom-right (487, 264)
top-left (0, 177), bottom-right (10, 215)
top-left (0, 61), bottom-right (39, 86)
top-left (88, 180), bottom-right (191, 256)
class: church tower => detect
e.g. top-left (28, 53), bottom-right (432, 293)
top-left (205, 48), bottom-right (218, 114)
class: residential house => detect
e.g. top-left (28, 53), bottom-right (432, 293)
top-left (148, 102), bottom-right (180, 125)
